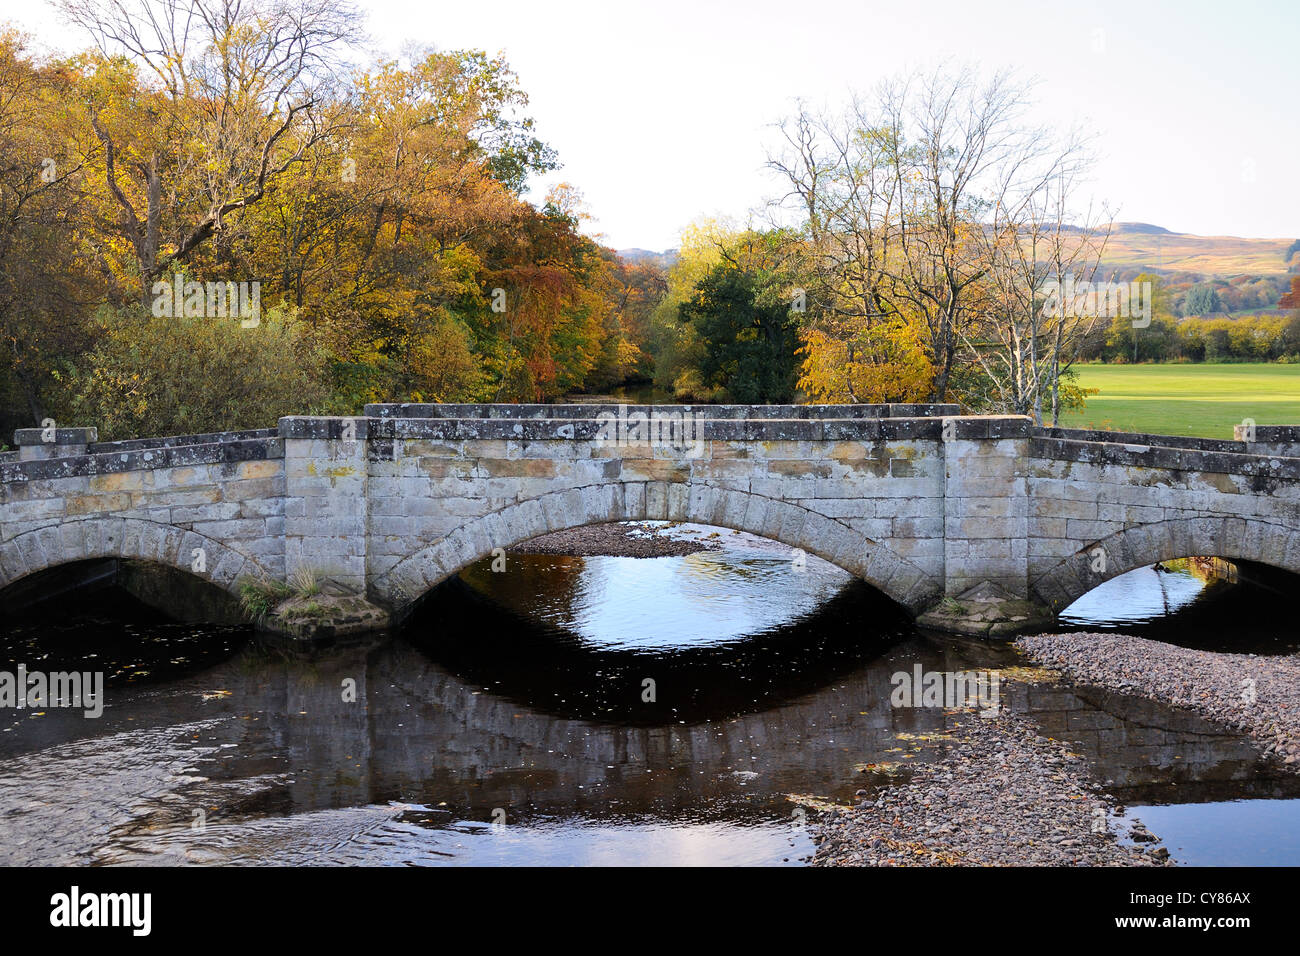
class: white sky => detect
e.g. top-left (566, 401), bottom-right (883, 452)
top-left (6, 0), bottom-right (1298, 250)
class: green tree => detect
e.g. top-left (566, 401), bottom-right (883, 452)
top-left (1101, 273), bottom-right (1176, 361)
top-left (1185, 283), bottom-right (1223, 316)
top-left (678, 264), bottom-right (799, 403)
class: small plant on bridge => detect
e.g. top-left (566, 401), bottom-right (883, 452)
top-left (289, 566), bottom-right (321, 598)
top-left (238, 577), bottom-right (294, 622)
top-left (235, 567), bottom-right (388, 637)
top-left (238, 569), bottom-right (325, 621)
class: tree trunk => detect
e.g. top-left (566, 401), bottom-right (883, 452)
top-left (138, 154), bottom-right (162, 307)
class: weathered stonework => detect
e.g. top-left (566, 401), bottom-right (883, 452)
top-left (1026, 431), bottom-right (1300, 610)
top-left (13, 427), bottom-right (99, 462)
top-left (4, 405), bottom-right (1300, 638)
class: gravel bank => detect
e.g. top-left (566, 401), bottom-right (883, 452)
top-left (1018, 631), bottom-right (1300, 768)
top-left (811, 709), bottom-right (1170, 866)
top-left (514, 521), bottom-right (723, 558)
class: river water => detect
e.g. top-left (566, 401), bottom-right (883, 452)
top-left (1, 523), bottom-right (1297, 866)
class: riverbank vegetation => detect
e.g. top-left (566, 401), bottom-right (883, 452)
top-left (0, 3), bottom-right (659, 439)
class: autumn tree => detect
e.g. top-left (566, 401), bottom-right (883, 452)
top-left (0, 8), bottom-right (656, 436)
top-left (647, 219), bottom-right (735, 399)
top-left (1280, 276), bottom-right (1300, 310)
top-left (59, 0), bottom-right (359, 304)
top-left (768, 66), bottom-right (1081, 410)
top-left (964, 128), bottom-right (1113, 422)
top-left (0, 30), bottom-right (103, 431)
top-left (244, 48), bottom-right (568, 405)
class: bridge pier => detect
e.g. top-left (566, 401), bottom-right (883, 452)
top-left (281, 417), bottom-right (371, 594)
top-left (941, 428), bottom-right (1031, 599)
top-left (926, 426), bottom-right (1054, 635)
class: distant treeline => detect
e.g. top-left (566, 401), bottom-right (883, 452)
top-left (1078, 310), bottom-right (1300, 363)
top-left (1094, 267), bottom-right (1292, 318)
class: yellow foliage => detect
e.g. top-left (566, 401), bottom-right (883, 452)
top-left (798, 319), bottom-right (934, 403)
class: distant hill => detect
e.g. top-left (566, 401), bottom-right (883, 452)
top-left (1109, 222), bottom-right (1175, 235)
top-left (620, 227), bottom-right (1297, 279)
top-left (1093, 223), bottom-right (1297, 277)
top-left (616, 248), bottom-right (679, 267)
top-left (1051, 224), bottom-right (1298, 317)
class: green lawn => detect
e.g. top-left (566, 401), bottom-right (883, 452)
top-left (1058, 364), bottom-right (1300, 438)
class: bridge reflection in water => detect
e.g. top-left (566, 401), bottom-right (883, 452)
top-left (2, 538), bottom-right (1297, 866)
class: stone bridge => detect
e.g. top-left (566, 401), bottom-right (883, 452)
top-left (3, 404), bottom-right (1300, 635)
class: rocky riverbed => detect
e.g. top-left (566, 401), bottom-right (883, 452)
top-left (1017, 632), bottom-right (1300, 768)
top-left (514, 521), bottom-right (724, 558)
top-left (810, 708), bottom-right (1172, 866)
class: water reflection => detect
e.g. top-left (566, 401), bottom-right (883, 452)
top-left (1, 531), bottom-right (1298, 865)
top-left (463, 538), bottom-right (853, 650)
top-left (423, 572), bottom-right (910, 724)
top-left (1061, 564), bottom-right (1207, 626)
top-left (1120, 799), bottom-right (1300, 867)
top-left (1059, 559), bottom-right (1300, 654)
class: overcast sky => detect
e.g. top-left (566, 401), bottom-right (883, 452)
top-left (8, 0), bottom-right (1298, 250)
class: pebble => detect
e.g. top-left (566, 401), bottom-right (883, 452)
top-left (810, 709), bottom-right (1172, 867)
top-left (1017, 632), bottom-right (1300, 768)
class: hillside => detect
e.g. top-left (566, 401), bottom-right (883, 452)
top-left (620, 226), bottom-right (1297, 279)
top-left (615, 248), bottom-right (679, 267)
top-left (1093, 223), bottom-right (1297, 277)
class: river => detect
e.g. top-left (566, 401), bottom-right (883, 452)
top-left (1, 523), bottom-right (1297, 865)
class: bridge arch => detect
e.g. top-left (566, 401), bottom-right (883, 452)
top-left (0, 516), bottom-right (272, 599)
top-left (1031, 515), bottom-right (1300, 611)
top-left (371, 483), bottom-right (942, 619)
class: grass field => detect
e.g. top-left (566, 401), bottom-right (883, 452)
top-left (1058, 364), bottom-right (1300, 438)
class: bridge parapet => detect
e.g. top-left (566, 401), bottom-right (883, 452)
top-left (360, 412), bottom-right (1028, 444)
top-left (1032, 433), bottom-right (1300, 481)
top-left (1232, 424), bottom-right (1300, 458)
top-left (86, 427), bottom-right (277, 455)
top-left (363, 402), bottom-right (962, 420)
top-left (13, 427), bottom-right (97, 461)
top-left (0, 433), bottom-right (282, 485)
top-left (1034, 426), bottom-right (1254, 454)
